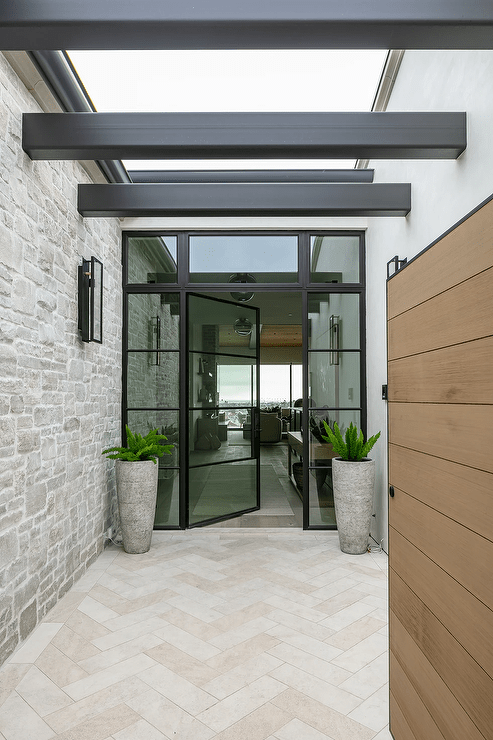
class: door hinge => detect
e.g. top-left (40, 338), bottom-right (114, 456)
top-left (381, 384), bottom-right (388, 400)
top-left (389, 485), bottom-right (395, 498)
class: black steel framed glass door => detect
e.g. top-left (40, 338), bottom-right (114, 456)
top-left (187, 293), bottom-right (260, 526)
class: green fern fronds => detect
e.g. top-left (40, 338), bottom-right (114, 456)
top-left (321, 421), bottom-right (380, 461)
top-left (102, 425), bottom-right (174, 464)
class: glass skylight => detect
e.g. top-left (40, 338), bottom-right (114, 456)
top-left (68, 49), bottom-right (388, 172)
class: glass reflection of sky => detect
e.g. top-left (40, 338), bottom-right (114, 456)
top-left (190, 236), bottom-right (297, 273)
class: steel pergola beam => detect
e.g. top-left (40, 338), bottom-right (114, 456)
top-left (1, 1), bottom-right (493, 49)
top-left (127, 170), bottom-right (375, 184)
top-left (77, 182), bottom-right (411, 218)
top-left (23, 112), bottom-right (466, 161)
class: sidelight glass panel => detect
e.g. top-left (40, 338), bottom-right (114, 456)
top-left (189, 236), bottom-right (298, 283)
top-left (126, 410), bottom-right (179, 465)
top-left (308, 409), bottom-right (361, 466)
top-left (308, 352), bottom-right (360, 408)
top-left (189, 460), bottom-right (257, 525)
top-left (308, 293), bottom-right (360, 350)
top-left (127, 352), bottom-right (179, 408)
top-left (310, 235), bottom-right (360, 283)
top-left (128, 293), bottom-right (179, 350)
top-left (308, 409), bottom-right (361, 528)
top-left (308, 467), bottom-right (336, 526)
top-left (155, 469), bottom-right (179, 527)
top-left (127, 236), bottom-right (177, 284)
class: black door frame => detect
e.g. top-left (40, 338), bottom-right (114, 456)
top-left (122, 229), bottom-right (366, 530)
top-left (186, 291), bottom-right (261, 528)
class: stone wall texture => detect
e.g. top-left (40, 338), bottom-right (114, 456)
top-left (0, 53), bottom-right (122, 666)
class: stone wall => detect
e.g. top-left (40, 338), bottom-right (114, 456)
top-left (0, 53), bottom-right (122, 665)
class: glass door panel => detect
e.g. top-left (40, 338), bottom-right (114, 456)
top-left (308, 293), bottom-right (360, 350)
top-left (187, 293), bottom-right (260, 526)
top-left (125, 292), bottom-right (180, 527)
top-left (307, 292), bottom-right (363, 528)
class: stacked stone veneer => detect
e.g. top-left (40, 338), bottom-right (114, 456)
top-left (0, 53), bottom-right (122, 666)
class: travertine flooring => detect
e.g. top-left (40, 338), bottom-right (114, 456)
top-left (0, 530), bottom-right (391, 740)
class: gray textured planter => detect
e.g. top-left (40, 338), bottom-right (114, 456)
top-left (332, 457), bottom-right (375, 555)
top-left (115, 460), bottom-right (159, 554)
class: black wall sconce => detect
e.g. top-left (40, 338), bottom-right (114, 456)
top-left (329, 314), bottom-right (340, 365)
top-left (78, 256), bottom-right (103, 343)
top-left (386, 255), bottom-right (407, 279)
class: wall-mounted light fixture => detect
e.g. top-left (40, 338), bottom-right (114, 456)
top-left (234, 317), bottom-right (253, 336)
top-left (229, 272), bottom-right (256, 302)
top-left (329, 314), bottom-right (340, 365)
top-left (78, 256), bottom-right (103, 343)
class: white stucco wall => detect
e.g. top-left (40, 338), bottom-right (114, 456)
top-left (122, 52), bottom-right (493, 551)
top-left (366, 50), bottom-right (493, 551)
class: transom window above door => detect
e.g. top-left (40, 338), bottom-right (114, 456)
top-left (189, 235), bottom-right (299, 284)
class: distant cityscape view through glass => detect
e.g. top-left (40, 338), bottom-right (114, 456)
top-left (218, 364), bottom-right (302, 428)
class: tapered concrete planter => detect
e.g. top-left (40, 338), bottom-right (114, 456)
top-left (332, 457), bottom-right (375, 554)
top-left (115, 460), bottom-right (159, 554)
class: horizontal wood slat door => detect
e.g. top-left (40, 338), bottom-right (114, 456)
top-left (387, 197), bottom-right (493, 740)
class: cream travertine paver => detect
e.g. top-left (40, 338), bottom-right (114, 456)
top-left (0, 522), bottom-right (390, 740)
top-left (7, 623), bottom-right (63, 665)
top-left (15, 665), bottom-right (73, 716)
top-left (266, 624), bottom-right (343, 662)
top-left (347, 683), bottom-right (390, 733)
top-left (273, 717), bottom-right (337, 740)
top-left (63, 654), bottom-right (157, 701)
top-left (125, 687), bottom-right (216, 740)
top-left (138, 662), bottom-right (218, 715)
top-left (327, 616), bottom-right (387, 652)
top-left (196, 675), bottom-right (287, 732)
top-left (270, 663), bottom-right (362, 715)
top-left (0, 692), bottom-right (55, 740)
top-left (338, 652), bottom-right (389, 701)
top-left (267, 642), bottom-right (351, 686)
top-left (153, 623), bottom-right (221, 661)
top-left (43, 676), bottom-right (149, 735)
top-left (201, 652), bottom-right (283, 700)
top-left (112, 717), bottom-right (169, 740)
top-left (77, 633), bottom-right (163, 674)
top-left (330, 632), bottom-right (388, 673)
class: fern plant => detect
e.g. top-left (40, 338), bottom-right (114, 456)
top-left (321, 421), bottom-right (380, 461)
top-left (102, 426), bottom-right (174, 464)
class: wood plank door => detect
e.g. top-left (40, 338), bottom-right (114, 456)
top-left (387, 197), bottom-right (493, 740)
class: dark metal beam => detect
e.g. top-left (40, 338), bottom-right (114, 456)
top-left (127, 170), bottom-right (375, 184)
top-left (1, 1), bottom-right (493, 49)
top-left (27, 51), bottom-right (130, 183)
top-left (77, 183), bottom-right (411, 218)
top-left (23, 112), bottom-right (466, 161)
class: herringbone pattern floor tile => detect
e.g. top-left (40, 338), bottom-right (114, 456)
top-left (0, 531), bottom-right (391, 739)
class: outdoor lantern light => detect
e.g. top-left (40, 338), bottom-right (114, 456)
top-left (78, 256), bottom-right (103, 343)
top-left (229, 272), bottom-right (256, 302)
top-left (234, 317), bottom-right (253, 336)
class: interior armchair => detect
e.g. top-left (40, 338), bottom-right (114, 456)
top-left (259, 411), bottom-right (282, 443)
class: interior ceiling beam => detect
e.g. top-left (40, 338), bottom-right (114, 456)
top-left (1, 1), bottom-right (493, 49)
top-left (127, 170), bottom-right (375, 184)
top-left (23, 112), bottom-right (466, 160)
top-left (77, 183), bottom-right (411, 218)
